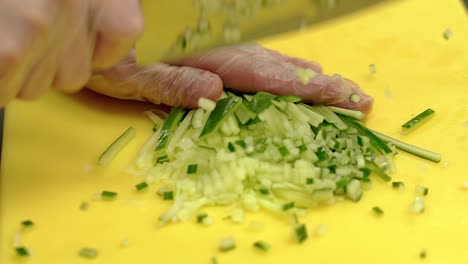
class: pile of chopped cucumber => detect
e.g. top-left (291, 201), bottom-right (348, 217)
top-left (126, 91), bottom-right (441, 224)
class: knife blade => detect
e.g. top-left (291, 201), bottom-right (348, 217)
top-left (136, 0), bottom-right (387, 65)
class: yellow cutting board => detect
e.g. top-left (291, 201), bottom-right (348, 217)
top-left (1, 0), bottom-right (467, 263)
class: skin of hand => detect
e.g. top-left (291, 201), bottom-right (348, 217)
top-left (87, 44), bottom-right (373, 113)
top-left (0, 0), bottom-right (144, 107)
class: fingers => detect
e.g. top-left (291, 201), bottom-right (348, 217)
top-left (0, 1), bottom-right (53, 105)
top-left (91, 0), bottom-right (144, 69)
top-left (87, 51), bottom-right (223, 108)
top-left (0, 0), bottom-right (88, 106)
top-left (53, 24), bottom-right (92, 93)
top-left (331, 79), bottom-right (374, 114)
top-left (17, 51), bottom-right (57, 100)
top-left (171, 43), bottom-right (359, 105)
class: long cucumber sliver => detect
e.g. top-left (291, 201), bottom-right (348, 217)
top-left (328, 106), bottom-right (365, 120)
top-left (99, 126), bottom-right (136, 166)
top-left (249, 92), bottom-right (277, 113)
top-left (307, 105), bottom-right (347, 130)
top-left (200, 96), bottom-right (242, 137)
top-left (401, 108), bottom-right (435, 131)
top-left (339, 115), bottom-right (393, 154)
top-left (155, 108), bottom-right (187, 151)
top-left (371, 130), bottom-right (441, 163)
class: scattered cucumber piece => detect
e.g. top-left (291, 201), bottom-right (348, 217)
top-left (253, 241), bottom-right (271, 252)
top-left (401, 108), bottom-right (435, 131)
top-left (249, 92), bottom-right (277, 113)
top-left (98, 126), bottom-right (136, 166)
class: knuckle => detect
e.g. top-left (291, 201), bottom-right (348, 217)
top-left (0, 44), bottom-right (26, 72)
top-left (25, 12), bottom-right (53, 39)
top-left (106, 15), bottom-right (144, 42)
top-left (54, 70), bottom-right (90, 93)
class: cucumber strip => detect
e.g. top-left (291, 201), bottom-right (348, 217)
top-left (296, 104), bottom-right (325, 127)
top-left (155, 108), bottom-right (187, 151)
top-left (346, 179), bottom-right (363, 201)
top-left (98, 126), bottom-right (136, 166)
top-left (200, 97), bottom-right (242, 137)
top-left (401, 108), bottom-right (435, 131)
top-left (135, 130), bottom-right (160, 169)
top-left (307, 105), bottom-right (347, 130)
top-left (275, 95), bottom-right (302, 103)
top-left (144, 110), bottom-right (165, 128)
top-left (271, 100), bottom-right (287, 111)
top-left (328, 106), bottom-right (365, 120)
top-left (365, 161), bottom-right (392, 182)
top-left (243, 94), bottom-right (254, 101)
top-left (339, 115), bottom-right (393, 154)
top-left (198, 97), bottom-right (216, 111)
top-left (371, 130), bottom-right (441, 163)
top-left (167, 111), bottom-right (194, 152)
top-left (249, 92), bottom-right (277, 113)
top-left (234, 99), bottom-right (256, 125)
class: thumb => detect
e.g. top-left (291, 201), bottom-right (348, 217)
top-left (86, 50), bottom-right (223, 108)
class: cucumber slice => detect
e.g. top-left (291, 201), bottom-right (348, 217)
top-left (155, 108), bottom-right (187, 151)
top-left (339, 115), bottom-right (393, 154)
top-left (328, 106), bottom-right (365, 120)
top-left (98, 126), bottom-right (136, 166)
top-left (275, 95), bottom-right (302, 103)
top-left (200, 96), bottom-right (242, 137)
top-left (249, 92), bottom-right (277, 113)
top-left (234, 99), bottom-right (257, 125)
top-left (308, 105), bottom-right (348, 130)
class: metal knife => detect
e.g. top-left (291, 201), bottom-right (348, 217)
top-left (136, 0), bottom-right (387, 65)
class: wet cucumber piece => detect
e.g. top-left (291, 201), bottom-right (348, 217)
top-left (234, 98), bottom-right (257, 125)
top-left (401, 108), bottom-right (435, 130)
top-left (275, 95), bottom-right (302, 103)
top-left (155, 108), bottom-right (187, 151)
top-left (249, 92), bottom-right (277, 113)
top-left (99, 126), bottom-right (136, 166)
top-left (339, 115), bottom-right (393, 154)
top-left (200, 96), bottom-right (242, 137)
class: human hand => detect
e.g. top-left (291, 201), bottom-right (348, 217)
top-left (87, 43), bottom-right (373, 112)
top-left (0, 0), bottom-right (143, 107)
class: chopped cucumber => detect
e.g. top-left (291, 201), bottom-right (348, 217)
top-left (219, 237), bottom-right (236, 252)
top-left (350, 94), bottom-right (361, 103)
top-left (155, 108), bottom-right (186, 151)
top-left (134, 91), bottom-right (438, 225)
top-left (98, 127), bottom-right (136, 166)
top-left (328, 106), bottom-right (365, 120)
top-left (294, 67), bottom-right (317, 84)
top-left (249, 92), bottom-right (277, 114)
top-left (200, 97), bottom-right (242, 137)
top-left (339, 115), bottom-right (393, 154)
top-left (415, 185), bottom-right (429, 196)
top-left (276, 95), bottom-right (302, 103)
top-left (253, 241), bottom-right (271, 252)
top-left (392, 181), bottom-right (405, 190)
top-left (372, 206), bottom-right (384, 216)
top-left (409, 197), bottom-right (425, 214)
top-left (294, 224), bottom-right (308, 243)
